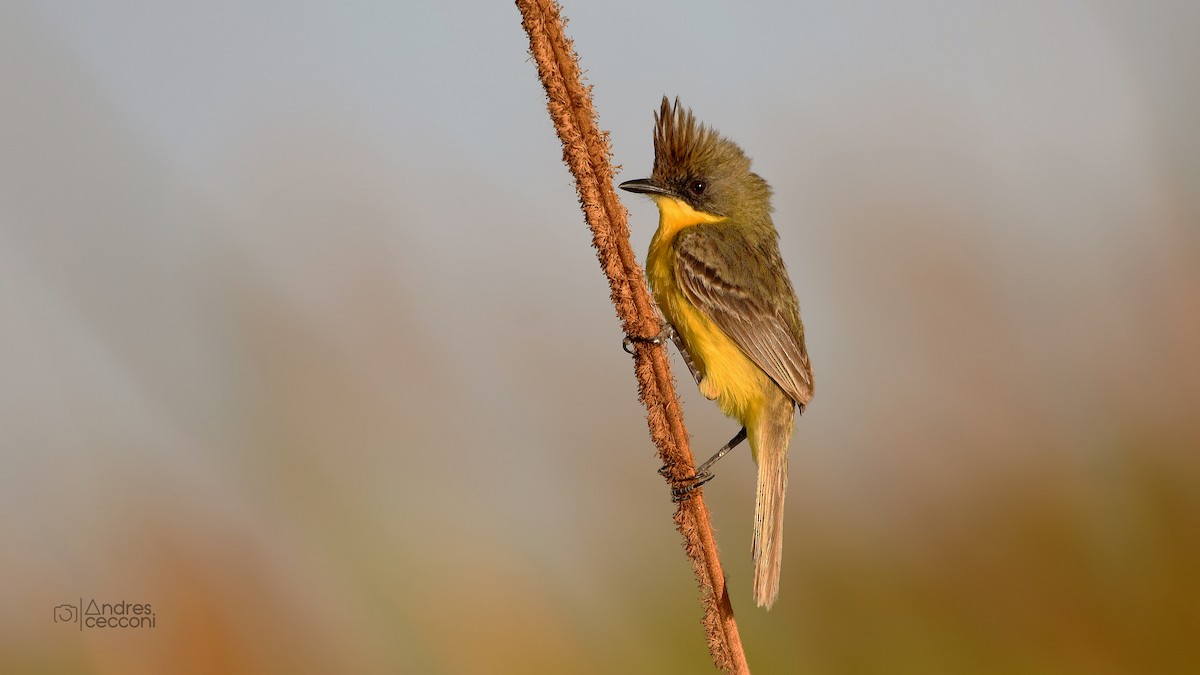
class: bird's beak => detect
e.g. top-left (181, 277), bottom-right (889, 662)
top-left (619, 178), bottom-right (675, 198)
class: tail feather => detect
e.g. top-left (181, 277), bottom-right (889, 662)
top-left (751, 399), bottom-right (794, 609)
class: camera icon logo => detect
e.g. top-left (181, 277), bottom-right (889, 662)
top-left (54, 604), bottom-right (78, 623)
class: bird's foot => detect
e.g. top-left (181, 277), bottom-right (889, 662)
top-left (671, 471), bottom-right (714, 502)
top-left (622, 329), bottom-right (667, 354)
top-left (666, 469), bottom-right (715, 503)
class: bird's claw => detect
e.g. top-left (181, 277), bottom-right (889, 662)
top-left (622, 332), bottom-right (665, 354)
top-left (669, 471), bottom-right (714, 503)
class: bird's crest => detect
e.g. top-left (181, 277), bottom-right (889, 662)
top-left (652, 97), bottom-right (747, 179)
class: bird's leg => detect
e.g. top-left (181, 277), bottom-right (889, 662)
top-left (667, 324), bottom-right (703, 386)
top-left (667, 427), bottom-right (748, 502)
top-left (625, 322), bottom-right (702, 384)
top-left (694, 426), bottom-right (748, 476)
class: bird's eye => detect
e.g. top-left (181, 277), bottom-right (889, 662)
top-left (689, 180), bottom-right (706, 195)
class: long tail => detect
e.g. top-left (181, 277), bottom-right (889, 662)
top-left (751, 396), bottom-right (795, 609)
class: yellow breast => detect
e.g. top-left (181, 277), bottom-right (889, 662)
top-left (645, 197), bottom-right (773, 426)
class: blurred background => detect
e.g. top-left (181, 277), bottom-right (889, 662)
top-left (2, 1), bottom-right (1198, 673)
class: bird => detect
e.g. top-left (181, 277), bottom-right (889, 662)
top-left (620, 97), bottom-right (814, 609)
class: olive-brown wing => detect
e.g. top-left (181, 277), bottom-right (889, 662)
top-left (675, 226), bottom-right (813, 407)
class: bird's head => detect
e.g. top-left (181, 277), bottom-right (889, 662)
top-left (620, 96), bottom-right (771, 219)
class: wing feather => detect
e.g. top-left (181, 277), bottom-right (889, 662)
top-left (676, 227), bottom-right (814, 407)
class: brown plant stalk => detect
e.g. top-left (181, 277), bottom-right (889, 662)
top-left (515, 1), bottom-right (750, 672)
